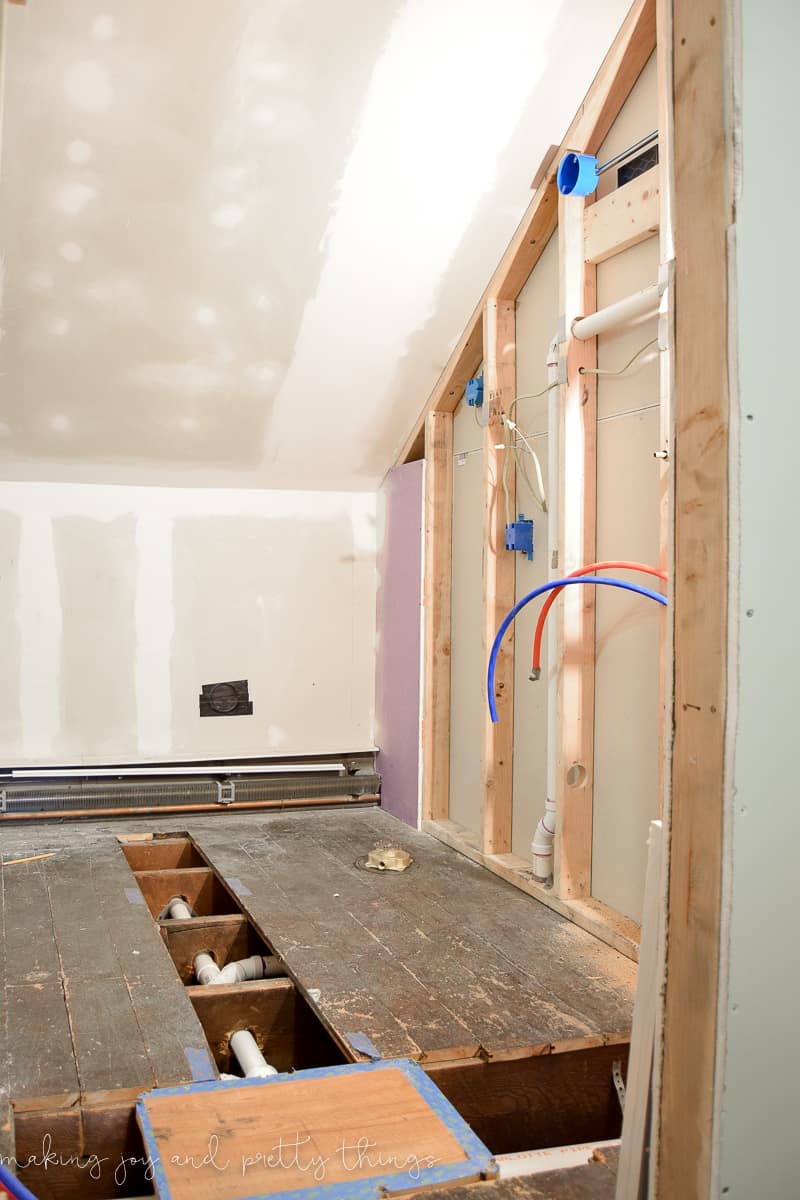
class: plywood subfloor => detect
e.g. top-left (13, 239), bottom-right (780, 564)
top-left (0, 805), bottom-right (634, 1121)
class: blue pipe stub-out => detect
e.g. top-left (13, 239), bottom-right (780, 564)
top-left (557, 151), bottom-right (599, 196)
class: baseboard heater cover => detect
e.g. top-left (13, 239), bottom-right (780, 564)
top-left (0, 771), bottom-right (380, 814)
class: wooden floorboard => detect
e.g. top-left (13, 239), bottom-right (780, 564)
top-left (190, 808), bottom-right (635, 1061)
top-left (0, 838), bottom-right (212, 1110)
top-left (0, 807), bottom-right (635, 1132)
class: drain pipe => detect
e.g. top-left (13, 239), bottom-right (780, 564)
top-left (193, 952), bottom-right (282, 986)
top-left (166, 896), bottom-right (193, 920)
top-left (194, 951), bottom-right (221, 986)
top-left (229, 1030), bottom-right (278, 1079)
top-left (531, 334), bottom-right (560, 883)
top-left (213, 955), bottom-right (282, 986)
top-left (572, 281), bottom-right (664, 341)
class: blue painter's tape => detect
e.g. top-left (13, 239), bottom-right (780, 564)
top-left (184, 1047), bottom-right (217, 1082)
top-left (225, 877), bottom-right (252, 897)
top-left (343, 1032), bottom-right (382, 1061)
top-left (124, 887), bottom-right (145, 905)
top-left (136, 1059), bottom-right (494, 1200)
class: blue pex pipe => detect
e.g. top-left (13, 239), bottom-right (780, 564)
top-left (0, 1161), bottom-right (40, 1200)
top-left (487, 576), bottom-right (668, 723)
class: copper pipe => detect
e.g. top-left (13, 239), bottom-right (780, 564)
top-left (0, 795), bottom-right (379, 822)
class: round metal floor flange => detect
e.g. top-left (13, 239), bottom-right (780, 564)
top-left (355, 846), bottom-right (414, 873)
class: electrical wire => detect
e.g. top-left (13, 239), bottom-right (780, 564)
top-left (487, 577), bottom-right (668, 723)
top-left (512, 381), bottom-right (559, 403)
top-left (530, 561), bottom-right (667, 677)
top-left (472, 400), bottom-right (490, 429)
top-left (579, 337), bottom-right (659, 377)
top-left (506, 419), bottom-right (547, 512)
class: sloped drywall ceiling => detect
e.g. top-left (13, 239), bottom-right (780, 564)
top-left (0, 0), bottom-right (630, 489)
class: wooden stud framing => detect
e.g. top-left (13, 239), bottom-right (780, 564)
top-left (410, 0), bottom-right (657, 949)
top-left (481, 299), bottom-right (516, 855)
top-left (648, 0), bottom-right (676, 1184)
top-left (397, 0), bottom-right (655, 465)
top-left (554, 192), bottom-right (597, 901)
top-left (584, 164), bottom-right (660, 265)
top-left (656, 0), bottom-right (732, 1194)
top-left (422, 411), bottom-right (454, 823)
top-left (423, 815), bottom-right (640, 961)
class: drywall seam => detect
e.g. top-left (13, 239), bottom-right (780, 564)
top-left (18, 512), bottom-right (61, 759)
top-left (135, 513), bottom-right (175, 757)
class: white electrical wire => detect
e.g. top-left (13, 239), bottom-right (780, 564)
top-left (513, 381), bottom-right (559, 403)
top-left (579, 337), bottom-right (659, 377)
top-left (472, 403), bottom-right (490, 429)
top-left (504, 417), bottom-right (547, 513)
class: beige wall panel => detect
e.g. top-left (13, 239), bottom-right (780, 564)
top-left (0, 513), bottom-right (23, 754)
top-left (0, 484), bottom-right (376, 765)
top-left (590, 49), bottom-right (660, 920)
top-left (596, 53), bottom-right (657, 202)
top-left (593, 409), bottom-right (660, 921)
top-left (53, 515), bottom-right (138, 761)
top-left (170, 511), bottom-right (374, 759)
top-left (448, 398), bottom-right (484, 835)
top-left (511, 233), bottom-right (558, 858)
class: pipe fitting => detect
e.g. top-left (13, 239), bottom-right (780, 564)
top-left (212, 955), bottom-right (279, 986)
top-left (194, 951), bottom-right (221, 986)
top-left (166, 896), bottom-right (194, 920)
top-left (531, 797), bottom-right (556, 882)
top-left (229, 1029), bottom-right (278, 1079)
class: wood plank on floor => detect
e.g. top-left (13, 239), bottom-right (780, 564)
top-left (293, 811), bottom-right (631, 1053)
top-left (86, 843), bottom-right (217, 1088)
top-left (191, 807), bottom-right (635, 1062)
top-left (0, 840), bottom-right (214, 1111)
top-left (6, 982), bottom-right (79, 1101)
top-left (191, 825), bottom-right (471, 1060)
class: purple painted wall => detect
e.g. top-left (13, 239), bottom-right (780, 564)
top-left (375, 459), bottom-right (424, 827)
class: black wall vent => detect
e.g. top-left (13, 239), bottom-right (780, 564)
top-left (618, 142), bottom-right (659, 187)
top-left (199, 679), bottom-right (253, 717)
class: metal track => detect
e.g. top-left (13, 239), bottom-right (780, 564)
top-left (0, 772), bottom-right (380, 813)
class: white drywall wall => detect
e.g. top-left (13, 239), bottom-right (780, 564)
top-left (717, 0), bottom-right (800, 1193)
top-left (0, 484), bottom-right (376, 765)
top-left (0, 0), bottom-right (632, 490)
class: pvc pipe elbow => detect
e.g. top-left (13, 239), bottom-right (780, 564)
top-left (212, 955), bottom-right (272, 986)
top-left (532, 811), bottom-right (555, 883)
top-left (194, 952), bottom-right (221, 985)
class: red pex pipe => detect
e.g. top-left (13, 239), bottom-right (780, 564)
top-left (531, 560), bottom-right (668, 675)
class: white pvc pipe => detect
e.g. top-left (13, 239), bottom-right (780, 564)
top-left (194, 951), bottom-right (221, 986)
top-left (572, 281), bottom-right (663, 341)
top-left (166, 897), bottom-right (193, 920)
top-left (229, 1030), bottom-right (278, 1079)
top-left (531, 333), bottom-right (560, 883)
top-left (532, 796), bottom-right (556, 882)
top-left (496, 1139), bottom-right (620, 1180)
top-left (212, 955), bottom-right (282, 986)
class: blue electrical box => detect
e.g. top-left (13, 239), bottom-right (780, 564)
top-left (505, 514), bottom-right (534, 561)
top-left (465, 376), bottom-right (484, 407)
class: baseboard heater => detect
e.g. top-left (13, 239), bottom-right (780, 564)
top-left (0, 758), bottom-right (380, 816)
